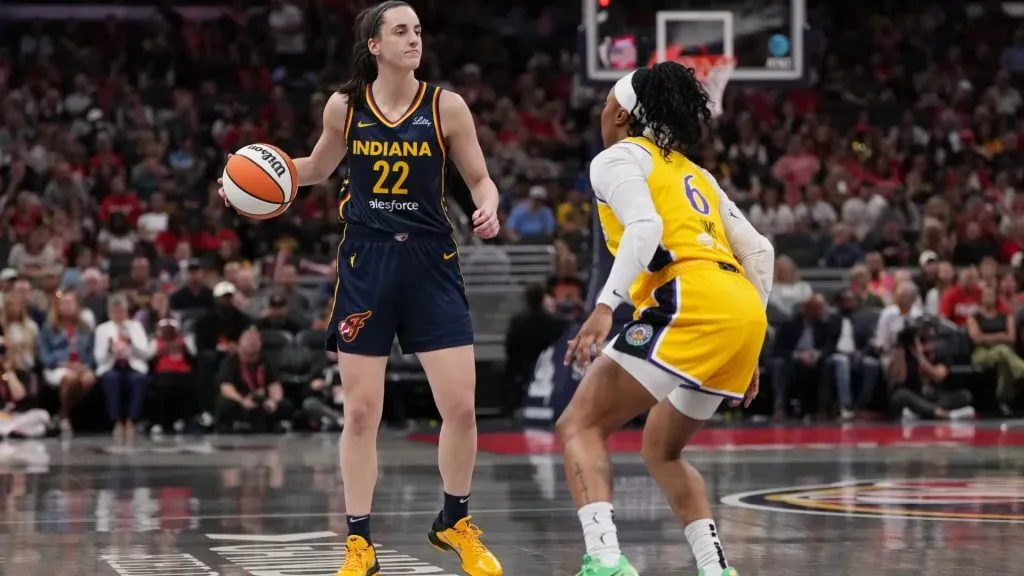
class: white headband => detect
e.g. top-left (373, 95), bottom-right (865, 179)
top-left (613, 70), bottom-right (643, 120)
top-left (614, 70), bottom-right (657, 140)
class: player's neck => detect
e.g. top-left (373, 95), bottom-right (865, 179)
top-left (371, 69), bottom-right (420, 109)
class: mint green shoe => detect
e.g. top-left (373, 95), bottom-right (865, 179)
top-left (698, 568), bottom-right (739, 576)
top-left (575, 554), bottom-right (639, 576)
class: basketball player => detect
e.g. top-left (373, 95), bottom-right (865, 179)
top-left (219, 3), bottom-right (502, 575)
top-left (555, 62), bottom-right (775, 576)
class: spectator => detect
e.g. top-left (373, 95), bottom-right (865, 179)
top-left (953, 221), bottom-right (1000, 265)
top-left (849, 264), bottom-right (887, 309)
top-left (98, 212), bottom-right (139, 259)
top-left (556, 188), bottom-right (590, 230)
top-left (135, 290), bottom-right (172, 335)
top-left (215, 328), bottom-right (293, 433)
top-left (79, 268), bottom-right (109, 326)
top-left (149, 318), bottom-right (195, 436)
top-left (12, 279), bottom-right (45, 326)
top-left (979, 255), bottom-right (1000, 289)
top-left (194, 281), bottom-right (251, 426)
top-left (825, 289), bottom-right (880, 420)
top-left (966, 285), bottom-right (1024, 416)
top-left (268, 0), bottom-right (308, 71)
top-left (998, 272), bottom-right (1022, 312)
top-left (864, 252), bottom-right (894, 304)
top-left (793, 185), bottom-right (837, 232)
top-left (889, 319), bottom-right (975, 421)
top-left (874, 281), bottom-right (923, 381)
top-left (265, 263), bottom-right (312, 325)
top-left (769, 255), bottom-right (813, 313)
top-left (772, 136), bottom-right (820, 200)
top-left (7, 226), bottom-right (58, 280)
top-left (137, 192), bottom-right (170, 243)
top-left (823, 223), bottom-right (864, 268)
top-left (503, 284), bottom-right (568, 417)
top-left (38, 291), bottom-right (96, 436)
top-left (748, 185), bottom-right (795, 239)
top-left (303, 358), bottom-right (344, 431)
top-left (874, 219), bottom-right (911, 267)
top-left (771, 294), bottom-right (830, 420)
top-left (925, 261), bottom-right (956, 316)
top-left (0, 334), bottom-right (50, 439)
top-left (94, 295), bottom-right (152, 440)
top-left (170, 260), bottom-right (214, 311)
top-left (1, 291), bottom-right (39, 372)
top-left (507, 186), bottom-right (556, 243)
top-left (940, 266), bottom-right (985, 326)
top-left (916, 251), bottom-right (941, 296)
top-left (256, 294), bottom-right (306, 333)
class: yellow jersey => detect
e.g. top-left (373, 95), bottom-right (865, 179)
top-left (595, 137), bottom-right (742, 304)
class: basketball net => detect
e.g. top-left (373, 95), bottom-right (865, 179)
top-left (676, 52), bottom-right (736, 119)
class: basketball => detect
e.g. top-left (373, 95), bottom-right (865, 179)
top-left (222, 143), bottom-right (298, 219)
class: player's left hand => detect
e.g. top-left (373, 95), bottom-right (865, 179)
top-left (565, 304), bottom-right (614, 369)
top-left (472, 206), bottom-right (500, 239)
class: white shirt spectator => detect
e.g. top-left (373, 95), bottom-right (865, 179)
top-left (988, 85), bottom-right (1023, 116)
top-left (268, 2), bottom-right (306, 55)
top-left (841, 196), bottom-right (871, 239)
top-left (137, 211), bottom-right (169, 243)
top-left (94, 318), bottom-right (153, 375)
top-left (873, 303), bottom-right (923, 351)
top-left (793, 200), bottom-right (838, 230)
top-left (769, 281), bottom-right (813, 314)
top-left (748, 204), bottom-right (795, 238)
top-left (835, 317), bottom-right (856, 354)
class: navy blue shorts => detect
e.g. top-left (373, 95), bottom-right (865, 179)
top-left (325, 224), bottom-right (474, 356)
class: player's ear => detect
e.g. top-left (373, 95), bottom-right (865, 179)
top-left (367, 38), bottom-right (380, 56)
top-left (614, 106), bottom-right (631, 127)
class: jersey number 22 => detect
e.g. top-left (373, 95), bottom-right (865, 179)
top-left (372, 160), bottom-right (410, 195)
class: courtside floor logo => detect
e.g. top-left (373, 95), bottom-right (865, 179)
top-left (722, 478), bottom-right (1024, 523)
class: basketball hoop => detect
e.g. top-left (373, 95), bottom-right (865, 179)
top-left (677, 52), bottom-right (736, 119)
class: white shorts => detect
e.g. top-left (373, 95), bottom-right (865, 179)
top-left (603, 336), bottom-right (724, 421)
top-left (43, 368), bottom-right (70, 388)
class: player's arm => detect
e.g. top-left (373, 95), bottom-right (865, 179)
top-left (592, 144), bottom-right (664, 312)
top-left (293, 93), bottom-right (350, 186)
top-left (703, 169), bottom-right (775, 306)
top-left (439, 90), bottom-right (500, 237)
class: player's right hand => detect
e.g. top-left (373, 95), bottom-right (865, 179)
top-left (218, 154), bottom-right (235, 210)
top-left (736, 365), bottom-right (760, 409)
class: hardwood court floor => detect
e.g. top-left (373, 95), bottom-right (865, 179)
top-left (2, 421), bottom-right (1023, 575)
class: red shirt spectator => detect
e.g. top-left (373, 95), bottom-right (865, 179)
top-left (939, 269), bottom-right (1007, 325)
top-left (99, 178), bottom-right (143, 226)
top-left (192, 227), bottom-right (239, 255)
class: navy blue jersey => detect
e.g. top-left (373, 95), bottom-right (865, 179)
top-left (340, 82), bottom-right (452, 236)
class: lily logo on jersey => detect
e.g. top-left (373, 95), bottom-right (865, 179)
top-left (412, 115), bottom-right (432, 127)
top-left (357, 121), bottom-right (377, 128)
top-left (339, 310), bottom-right (373, 343)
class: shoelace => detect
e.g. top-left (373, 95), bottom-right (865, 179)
top-left (575, 555), bottom-right (596, 576)
top-left (341, 542), bottom-right (369, 570)
top-left (455, 522), bottom-right (490, 555)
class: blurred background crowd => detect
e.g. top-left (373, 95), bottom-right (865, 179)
top-left (2, 0), bottom-right (1024, 440)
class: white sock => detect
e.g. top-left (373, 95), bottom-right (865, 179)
top-left (578, 502), bottom-right (621, 567)
top-left (684, 519), bottom-right (728, 574)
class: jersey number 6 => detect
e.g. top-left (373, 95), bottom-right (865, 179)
top-left (372, 160), bottom-right (410, 195)
top-left (682, 175), bottom-right (711, 216)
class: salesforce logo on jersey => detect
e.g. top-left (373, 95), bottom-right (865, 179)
top-left (369, 198), bottom-right (420, 212)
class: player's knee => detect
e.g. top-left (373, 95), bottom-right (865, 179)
top-left (438, 397), bottom-right (476, 429)
top-left (554, 410), bottom-right (580, 445)
top-left (343, 399), bottom-right (383, 436)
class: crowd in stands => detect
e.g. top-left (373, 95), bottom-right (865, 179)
top-left (3, 0), bottom-right (1024, 438)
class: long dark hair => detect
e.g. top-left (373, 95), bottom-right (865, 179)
top-left (626, 61), bottom-right (712, 160)
top-left (337, 1), bottom-right (411, 102)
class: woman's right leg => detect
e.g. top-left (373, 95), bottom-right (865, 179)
top-left (337, 352), bottom-right (388, 539)
top-left (100, 370), bottom-right (124, 424)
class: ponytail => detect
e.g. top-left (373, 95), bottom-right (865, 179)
top-left (337, 1), bottom-right (411, 102)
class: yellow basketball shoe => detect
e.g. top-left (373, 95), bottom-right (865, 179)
top-left (427, 514), bottom-right (503, 576)
top-left (337, 535), bottom-right (380, 576)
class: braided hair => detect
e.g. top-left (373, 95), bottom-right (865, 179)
top-left (337, 1), bottom-right (411, 102)
top-left (626, 61), bottom-right (712, 160)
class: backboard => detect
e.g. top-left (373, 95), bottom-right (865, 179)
top-left (583, 0), bottom-right (806, 83)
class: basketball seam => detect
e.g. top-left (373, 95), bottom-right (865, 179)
top-left (234, 153), bottom-right (287, 203)
top-left (223, 171), bottom-right (281, 214)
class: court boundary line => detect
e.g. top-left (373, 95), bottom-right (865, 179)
top-left (721, 479), bottom-right (1024, 524)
